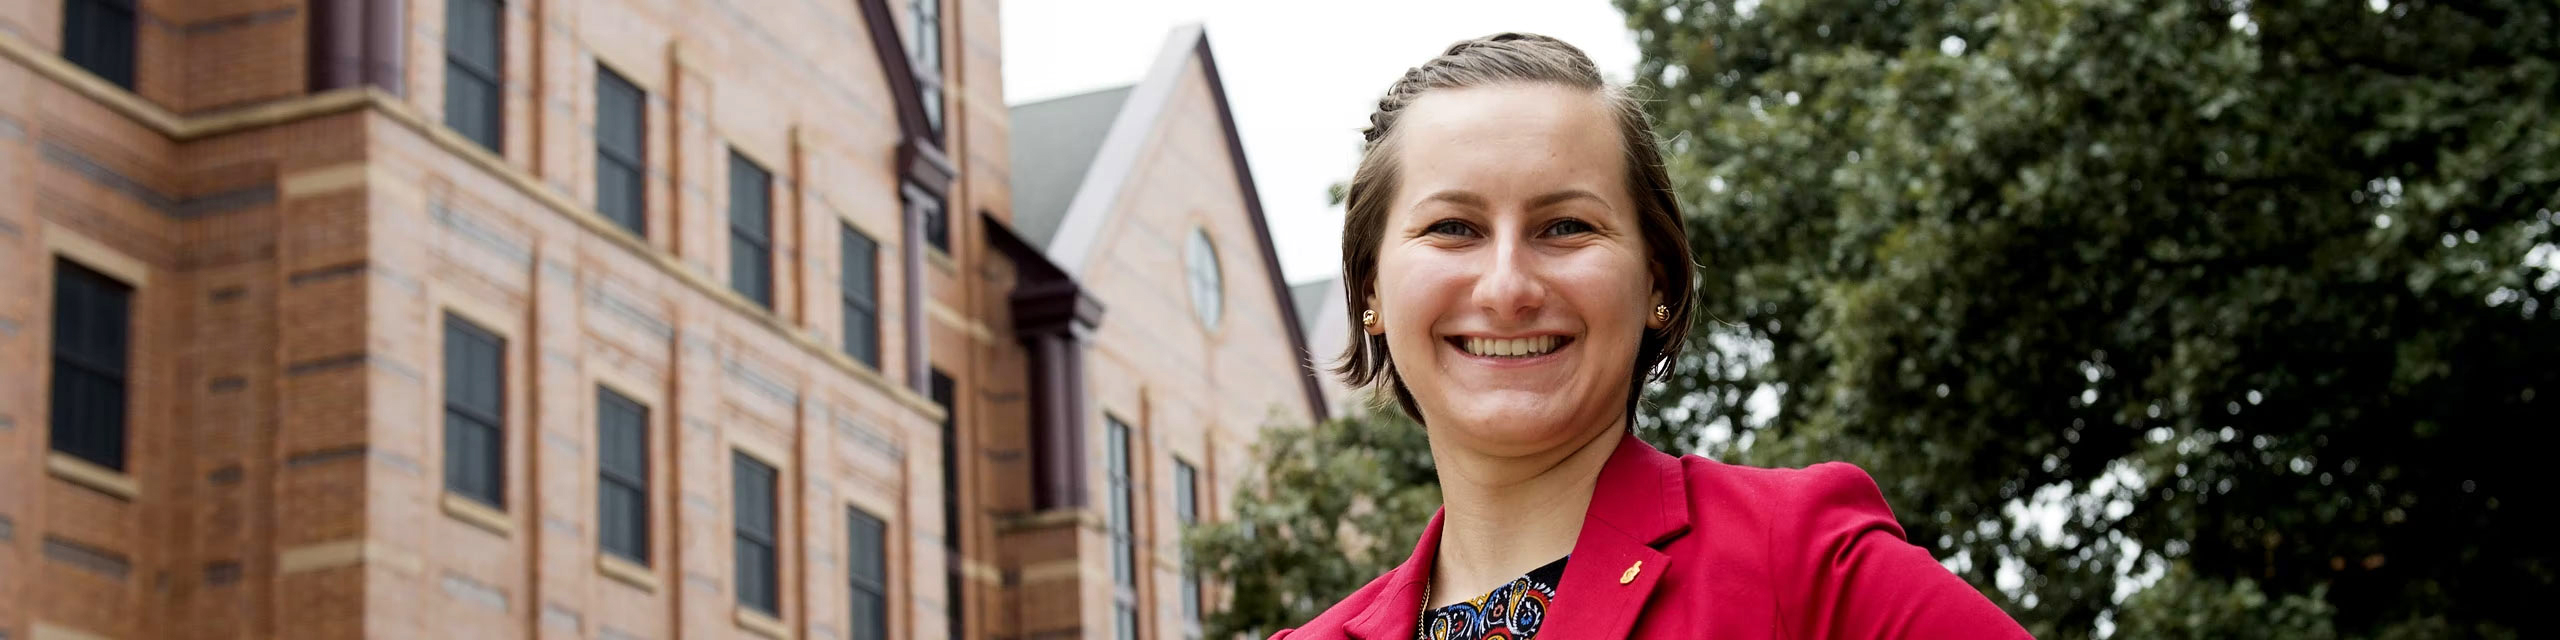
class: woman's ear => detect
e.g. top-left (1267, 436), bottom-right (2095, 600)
top-left (1647, 288), bottom-right (1667, 330)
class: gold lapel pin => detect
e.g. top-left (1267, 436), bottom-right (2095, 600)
top-left (1620, 560), bottom-right (1643, 584)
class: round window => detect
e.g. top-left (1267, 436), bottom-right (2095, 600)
top-left (1185, 227), bottom-right (1223, 328)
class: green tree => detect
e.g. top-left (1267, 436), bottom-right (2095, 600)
top-left (1615, 0), bottom-right (2559, 637)
top-left (1187, 409), bottom-right (1439, 637)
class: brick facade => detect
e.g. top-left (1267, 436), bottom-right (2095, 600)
top-left (3, 3), bottom-right (1321, 640)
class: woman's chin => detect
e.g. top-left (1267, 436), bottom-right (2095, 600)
top-left (1427, 394), bottom-right (1608, 457)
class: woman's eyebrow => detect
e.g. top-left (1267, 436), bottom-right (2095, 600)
top-left (1418, 190), bottom-right (1489, 210)
top-left (1417, 189), bottom-right (1610, 211)
top-left (1527, 188), bottom-right (1611, 211)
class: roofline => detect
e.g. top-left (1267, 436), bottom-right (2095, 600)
top-left (1193, 30), bottom-right (1333, 422)
top-left (1040, 24), bottom-right (1331, 422)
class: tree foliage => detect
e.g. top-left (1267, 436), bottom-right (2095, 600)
top-left (1187, 409), bottom-right (1439, 638)
top-left (1616, 0), bottom-right (2560, 637)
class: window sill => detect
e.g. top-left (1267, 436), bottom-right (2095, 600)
top-left (734, 606), bottom-right (793, 640)
top-left (597, 553), bottom-right (659, 593)
top-left (926, 246), bottom-right (955, 273)
top-left (441, 493), bottom-right (514, 537)
top-left (47, 452), bottom-right (138, 500)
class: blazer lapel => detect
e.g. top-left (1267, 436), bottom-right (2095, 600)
top-left (1542, 435), bottom-right (1693, 638)
top-left (1348, 435), bottom-right (1692, 639)
top-left (1344, 509), bottom-right (1445, 640)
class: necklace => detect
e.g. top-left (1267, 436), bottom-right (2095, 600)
top-left (1417, 576), bottom-right (1436, 634)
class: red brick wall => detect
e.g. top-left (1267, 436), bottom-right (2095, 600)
top-left (4, 0), bottom-right (997, 636)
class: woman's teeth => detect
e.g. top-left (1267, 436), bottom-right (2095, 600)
top-left (1462, 336), bottom-right (1561, 358)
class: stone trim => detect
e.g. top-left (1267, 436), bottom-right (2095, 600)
top-left (735, 607), bottom-right (793, 640)
top-left (597, 553), bottom-right (660, 593)
top-left (46, 453), bottom-right (139, 501)
top-left (443, 493), bottom-right (516, 537)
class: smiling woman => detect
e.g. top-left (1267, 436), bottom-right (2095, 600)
top-left (1275, 33), bottom-right (2032, 639)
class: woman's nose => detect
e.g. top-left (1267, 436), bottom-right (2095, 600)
top-left (1471, 233), bottom-right (1547, 319)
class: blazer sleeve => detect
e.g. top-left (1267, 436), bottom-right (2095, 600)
top-left (1782, 462), bottom-right (2034, 639)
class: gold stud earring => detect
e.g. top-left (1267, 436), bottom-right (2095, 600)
top-left (1653, 304), bottom-right (1670, 323)
top-left (1362, 309), bottom-right (1377, 327)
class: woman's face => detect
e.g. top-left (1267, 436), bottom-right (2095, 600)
top-left (1370, 83), bottom-right (1661, 458)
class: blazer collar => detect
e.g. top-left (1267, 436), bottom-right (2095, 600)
top-left (1345, 434), bottom-right (1691, 639)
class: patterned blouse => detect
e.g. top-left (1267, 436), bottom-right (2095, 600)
top-left (1415, 556), bottom-right (1567, 640)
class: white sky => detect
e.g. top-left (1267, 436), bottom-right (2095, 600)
top-left (999, 0), bottom-right (1640, 285)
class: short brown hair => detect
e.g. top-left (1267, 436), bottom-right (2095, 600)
top-left (1333, 32), bottom-right (1696, 424)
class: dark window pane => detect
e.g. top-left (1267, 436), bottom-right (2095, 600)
top-left (729, 154), bottom-right (770, 233)
top-left (923, 197), bottom-right (947, 253)
top-left (595, 67), bottom-right (644, 157)
top-left (730, 235), bottom-right (770, 307)
top-left (840, 226), bottom-right (878, 302)
top-left (847, 507), bottom-right (890, 639)
top-left (445, 0), bottom-right (501, 73)
top-left (849, 508), bottom-right (888, 583)
top-left (49, 259), bottom-right (131, 470)
top-left (729, 154), bottom-right (772, 307)
top-left (597, 159), bottom-right (643, 234)
top-left (850, 590), bottom-right (887, 640)
top-left (907, 0), bottom-right (942, 137)
top-left (921, 83), bottom-right (943, 138)
top-left (1175, 459), bottom-right (1199, 622)
top-left (841, 225), bottom-right (879, 367)
top-left (601, 484), bottom-right (645, 561)
top-left (63, 0), bottom-right (137, 89)
top-left (733, 452), bottom-right (779, 613)
top-left (1106, 419), bottom-right (1134, 588)
top-left (443, 0), bottom-right (503, 152)
top-left (1175, 461), bottom-right (1197, 525)
top-left (736, 539), bottom-right (777, 614)
top-left (596, 65), bottom-right (646, 235)
top-left (1116, 603), bottom-right (1139, 640)
top-left (445, 68), bottom-right (501, 152)
top-left (443, 315), bottom-right (505, 507)
top-left (841, 302), bottom-right (877, 368)
top-left (598, 387), bottom-right (649, 563)
top-left (931, 370), bottom-right (962, 639)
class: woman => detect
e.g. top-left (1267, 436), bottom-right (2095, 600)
top-left (1274, 34), bottom-right (2032, 639)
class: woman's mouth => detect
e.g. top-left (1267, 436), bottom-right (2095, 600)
top-left (1447, 335), bottom-right (1573, 358)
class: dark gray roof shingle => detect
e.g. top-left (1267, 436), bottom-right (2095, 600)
top-left (1007, 86), bottom-right (1134, 248)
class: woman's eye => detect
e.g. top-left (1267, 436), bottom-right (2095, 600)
top-left (1426, 220), bottom-right (1479, 237)
top-left (1544, 219), bottom-right (1595, 236)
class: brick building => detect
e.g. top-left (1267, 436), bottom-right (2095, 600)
top-left (991, 25), bottom-right (1327, 640)
top-left (0, 0), bottom-right (1324, 638)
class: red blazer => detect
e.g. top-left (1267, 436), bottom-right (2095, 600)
top-left (1273, 434), bottom-right (2032, 639)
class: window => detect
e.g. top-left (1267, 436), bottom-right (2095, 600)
top-left (444, 0), bottom-right (504, 152)
top-left (61, 0), bottom-right (135, 89)
top-left (595, 65), bottom-right (647, 236)
top-left (50, 258), bottom-right (131, 471)
top-left (906, 0), bottom-right (944, 137)
top-left (729, 153), bottom-right (774, 307)
top-left (734, 452), bottom-right (780, 615)
top-left (1175, 458), bottom-right (1201, 629)
top-left (597, 387), bottom-right (649, 564)
top-left (848, 507), bottom-right (890, 640)
top-left (1185, 228), bottom-right (1222, 328)
top-left (1106, 417), bottom-right (1139, 640)
top-left (904, 182), bottom-right (947, 255)
top-left (443, 314), bottom-right (506, 507)
top-left (931, 370), bottom-right (963, 640)
top-left (841, 225), bottom-right (880, 368)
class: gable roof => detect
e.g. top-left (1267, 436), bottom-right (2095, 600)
top-left (1290, 278), bottom-right (1338, 337)
top-left (1008, 86), bottom-right (1133, 246)
top-left (1002, 24), bottom-right (1329, 421)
